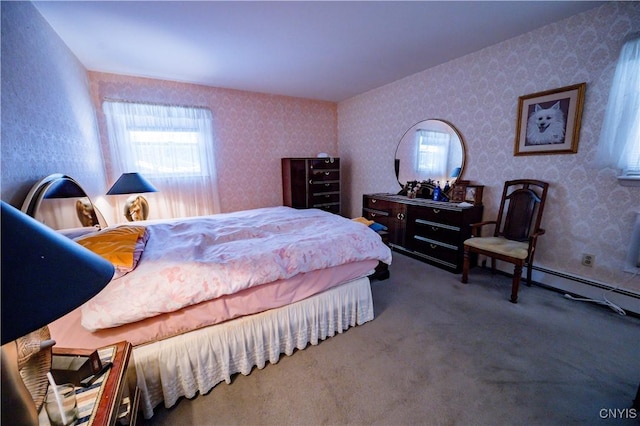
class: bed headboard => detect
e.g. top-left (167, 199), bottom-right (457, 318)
top-left (21, 174), bottom-right (107, 230)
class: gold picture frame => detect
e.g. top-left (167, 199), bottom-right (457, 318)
top-left (514, 82), bottom-right (586, 156)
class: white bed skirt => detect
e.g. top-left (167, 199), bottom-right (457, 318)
top-left (133, 276), bottom-right (374, 419)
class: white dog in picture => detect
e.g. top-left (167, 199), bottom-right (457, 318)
top-left (526, 101), bottom-right (566, 145)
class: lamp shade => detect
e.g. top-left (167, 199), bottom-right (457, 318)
top-left (106, 173), bottom-right (158, 195)
top-left (43, 178), bottom-right (87, 199)
top-left (1, 202), bottom-right (114, 344)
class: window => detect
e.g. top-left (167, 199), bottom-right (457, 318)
top-left (416, 129), bottom-right (450, 177)
top-left (103, 101), bottom-right (220, 219)
top-left (128, 129), bottom-right (205, 177)
top-left (597, 36), bottom-right (640, 181)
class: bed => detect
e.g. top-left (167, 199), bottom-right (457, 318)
top-left (27, 179), bottom-right (392, 419)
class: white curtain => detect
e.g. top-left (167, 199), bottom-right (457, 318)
top-left (103, 101), bottom-right (221, 222)
top-left (596, 36), bottom-right (640, 175)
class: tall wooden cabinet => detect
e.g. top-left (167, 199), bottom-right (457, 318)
top-left (363, 193), bottom-right (483, 273)
top-left (282, 157), bottom-right (341, 214)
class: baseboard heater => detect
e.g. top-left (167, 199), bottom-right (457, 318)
top-left (531, 265), bottom-right (640, 316)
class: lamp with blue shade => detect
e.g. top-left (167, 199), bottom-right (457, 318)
top-left (106, 172), bottom-right (158, 221)
top-left (1, 201), bottom-right (115, 424)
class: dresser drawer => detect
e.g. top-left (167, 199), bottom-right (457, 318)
top-left (316, 203), bottom-right (340, 213)
top-left (412, 218), bottom-right (461, 245)
top-left (364, 210), bottom-right (391, 229)
top-left (309, 158), bottom-right (339, 170)
top-left (412, 236), bottom-right (459, 266)
top-left (410, 205), bottom-right (462, 227)
top-left (311, 192), bottom-right (340, 205)
top-left (310, 169), bottom-right (340, 182)
top-left (310, 181), bottom-right (340, 193)
top-left (364, 197), bottom-right (395, 212)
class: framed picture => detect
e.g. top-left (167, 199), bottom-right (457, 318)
top-left (450, 180), bottom-right (469, 203)
top-left (464, 185), bottom-right (484, 206)
top-left (514, 82), bottom-right (586, 156)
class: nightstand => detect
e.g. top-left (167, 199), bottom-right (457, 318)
top-left (39, 341), bottom-right (140, 426)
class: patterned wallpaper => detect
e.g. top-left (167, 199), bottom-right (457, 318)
top-left (0, 2), bottom-right (106, 206)
top-left (2, 1), bottom-right (639, 295)
top-left (88, 72), bottom-right (337, 214)
top-left (338, 2), bottom-right (640, 293)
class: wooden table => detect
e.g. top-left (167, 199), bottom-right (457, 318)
top-left (39, 341), bottom-right (139, 426)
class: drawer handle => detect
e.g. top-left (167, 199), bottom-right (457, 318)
top-left (324, 171), bottom-right (330, 176)
top-left (370, 213), bottom-right (377, 217)
top-left (324, 183), bottom-right (330, 187)
top-left (431, 226), bottom-right (439, 231)
top-left (371, 199), bottom-right (377, 203)
top-left (309, 180), bottom-right (313, 184)
top-left (325, 195), bottom-right (330, 198)
top-left (397, 213), bottom-right (405, 220)
top-left (430, 244), bottom-right (437, 249)
top-left (433, 209), bottom-right (441, 214)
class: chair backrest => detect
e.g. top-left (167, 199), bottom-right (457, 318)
top-left (494, 179), bottom-right (549, 242)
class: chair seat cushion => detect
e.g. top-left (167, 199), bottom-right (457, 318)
top-left (464, 236), bottom-right (529, 259)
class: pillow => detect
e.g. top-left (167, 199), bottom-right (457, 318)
top-left (369, 222), bottom-right (388, 232)
top-left (352, 217), bottom-right (374, 226)
top-left (75, 226), bottom-right (148, 278)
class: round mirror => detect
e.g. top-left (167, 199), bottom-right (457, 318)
top-left (394, 119), bottom-right (466, 190)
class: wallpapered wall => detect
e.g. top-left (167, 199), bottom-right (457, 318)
top-left (89, 73), bottom-right (337, 214)
top-left (338, 1), bottom-right (640, 293)
top-left (2, 1), bottom-right (638, 297)
top-left (0, 2), bottom-right (106, 205)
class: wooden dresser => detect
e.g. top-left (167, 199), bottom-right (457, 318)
top-left (363, 193), bottom-right (483, 273)
top-left (282, 157), bottom-right (341, 214)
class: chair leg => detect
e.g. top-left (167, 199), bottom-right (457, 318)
top-left (462, 247), bottom-right (470, 283)
top-left (510, 264), bottom-right (522, 303)
top-left (525, 262), bottom-right (533, 287)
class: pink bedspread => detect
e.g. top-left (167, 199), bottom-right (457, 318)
top-left (81, 207), bottom-right (392, 331)
top-left (50, 260), bottom-right (377, 348)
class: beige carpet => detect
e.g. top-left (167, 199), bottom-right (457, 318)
top-left (145, 252), bottom-right (640, 425)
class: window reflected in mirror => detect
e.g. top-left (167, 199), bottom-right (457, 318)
top-left (395, 119), bottom-right (466, 190)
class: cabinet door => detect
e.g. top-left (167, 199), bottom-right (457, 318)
top-left (362, 195), bottom-right (406, 247)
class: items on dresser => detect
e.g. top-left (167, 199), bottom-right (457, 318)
top-left (363, 193), bottom-right (483, 273)
top-left (282, 157), bottom-right (341, 214)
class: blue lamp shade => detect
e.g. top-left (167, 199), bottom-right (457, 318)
top-left (0, 202), bottom-right (114, 345)
top-left (450, 167), bottom-right (462, 178)
top-left (106, 172), bottom-right (158, 195)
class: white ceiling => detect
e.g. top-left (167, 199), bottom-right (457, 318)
top-left (33, 1), bottom-right (602, 102)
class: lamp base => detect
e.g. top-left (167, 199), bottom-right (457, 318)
top-left (123, 195), bottom-right (149, 221)
top-left (2, 340), bottom-right (41, 425)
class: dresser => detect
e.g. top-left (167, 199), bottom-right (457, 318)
top-left (282, 157), bottom-right (341, 214)
top-left (363, 194), bottom-right (483, 273)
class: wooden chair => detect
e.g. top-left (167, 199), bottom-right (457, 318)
top-left (461, 179), bottom-right (549, 303)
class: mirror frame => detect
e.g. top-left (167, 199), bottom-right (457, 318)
top-left (21, 173), bottom-right (107, 229)
top-left (394, 119), bottom-right (467, 192)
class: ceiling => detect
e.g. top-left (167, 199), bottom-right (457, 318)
top-left (33, 1), bottom-right (602, 103)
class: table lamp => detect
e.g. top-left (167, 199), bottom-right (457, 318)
top-left (1, 201), bottom-right (114, 425)
top-left (450, 167), bottom-right (462, 179)
top-left (106, 172), bottom-right (158, 221)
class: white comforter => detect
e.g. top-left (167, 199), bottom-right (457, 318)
top-left (81, 207), bottom-right (392, 331)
